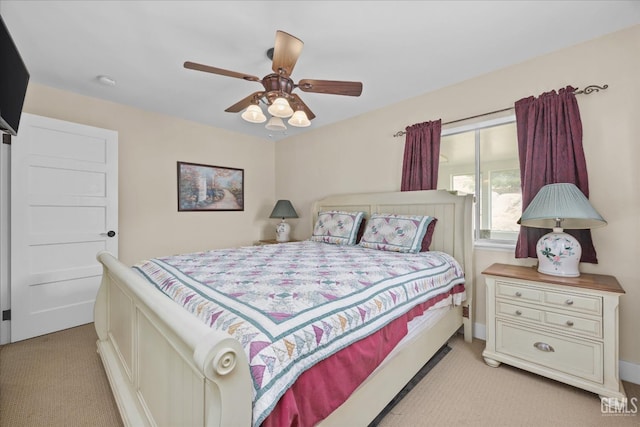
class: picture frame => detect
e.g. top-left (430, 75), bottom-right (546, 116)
top-left (177, 161), bottom-right (244, 211)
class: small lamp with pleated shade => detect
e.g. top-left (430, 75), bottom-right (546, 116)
top-left (518, 183), bottom-right (606, 277)
top-left (269, 200), bottom-right (299, 242)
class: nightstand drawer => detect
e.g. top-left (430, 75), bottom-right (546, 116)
top-left (496, 301), bottom-right (542, 323)
top-left (544, 290), bottom-right (601, 315)
top-left (544, 312), bottom-right (602, 338)
top-left (496, 281), bottom-right (543, 303)
top-left (496, 320), bottom-right (603, 383)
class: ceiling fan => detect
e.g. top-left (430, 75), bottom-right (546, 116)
top-left (184, 30), bottom-right (363, 130)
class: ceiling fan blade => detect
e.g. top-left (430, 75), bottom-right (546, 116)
top-left (297, 79), bottom-right (363, 97)
top-left (184, 61), bottom-right (261, 82)
top-left (290, 94), bottom-right (316, 120)
top-left (225, 92), bottom-right (265, 113)
top-left (271, 31), bottom-right (304, 77)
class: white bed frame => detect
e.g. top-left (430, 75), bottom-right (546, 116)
top-left (95, 190), bottom-right (474, 427)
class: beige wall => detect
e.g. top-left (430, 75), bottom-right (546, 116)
top-left (18, 25), bottom-right (639, 364)
top-left (275, 25), bottom-right (640, 364)
top-left (22, 83), bottom-right (276, 265)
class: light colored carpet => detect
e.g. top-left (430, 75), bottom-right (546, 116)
top-left (1, 324), bottom-right (638, 426)
top-left (378, 334), bottom-right (640, 427)
top-left (0, 324), bottom-right (122, 427)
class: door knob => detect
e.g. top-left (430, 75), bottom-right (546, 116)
top-left (101, 231), bottom-right (116, 237)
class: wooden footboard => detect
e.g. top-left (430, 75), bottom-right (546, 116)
top-left (95, 251), bottom-right (253, 427)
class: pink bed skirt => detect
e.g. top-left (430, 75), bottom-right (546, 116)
top-left (262, 283), bottom-right (465, 427)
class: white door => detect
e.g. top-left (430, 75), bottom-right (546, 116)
top-left (10, 113), bottom-right (118, 342)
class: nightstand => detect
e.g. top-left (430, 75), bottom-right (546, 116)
top-left (482, 263), bottom-right (626, 406)
top-left (254, 239), bottom-right (301, 246)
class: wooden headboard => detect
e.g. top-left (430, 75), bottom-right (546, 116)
top-left (312, 190), bottom-right (473, 269)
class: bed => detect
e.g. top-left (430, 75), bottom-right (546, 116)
top-left (94, 189), bottom-right (474, 426)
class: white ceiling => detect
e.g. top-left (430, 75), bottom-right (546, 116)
top-left (2, 1), bottom-right (639, 141)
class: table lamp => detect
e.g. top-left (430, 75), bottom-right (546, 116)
top-left (269, 200), bottom-right (298, 242)
top-left (519, 183), bottom-right (606, 277)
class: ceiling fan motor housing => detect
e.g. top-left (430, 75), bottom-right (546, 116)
top-left (262, 74), bottom-right (294, 102)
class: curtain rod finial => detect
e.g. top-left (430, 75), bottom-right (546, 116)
top-left (574, 84), bottom-right (608, 95)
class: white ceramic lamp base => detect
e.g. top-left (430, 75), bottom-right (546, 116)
top-left (276, 220), bottom-right (291, 242)
top-left (536, 228), bottom-right (581, 277)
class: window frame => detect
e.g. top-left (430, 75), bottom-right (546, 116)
top-left (441, 114), bottom-right (519, 248)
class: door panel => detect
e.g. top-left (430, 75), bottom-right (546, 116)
top-left (11, 113), bottom-right (118, 341)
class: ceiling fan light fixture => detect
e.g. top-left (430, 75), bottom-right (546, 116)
top-left (267, 97), bottom-right (294, 118)
top-left (241, 104), bottom-right (267, 123)
top-left (288, 110), bottom-right (311, 127)
top-left (265, 116), bottom-right (287, 131)
top-left (185, 30), bottom-right (363, 134)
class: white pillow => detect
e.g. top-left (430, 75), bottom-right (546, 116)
top-left (359, 213), bottom-right (434, 253)
top-left (310, 211), bottom-right (365, 245)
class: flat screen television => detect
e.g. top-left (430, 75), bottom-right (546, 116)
top-left (0, 14), bottom-right (29, 136)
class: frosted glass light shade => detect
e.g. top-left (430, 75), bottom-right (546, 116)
top-left (288, 110), bottom-right (311, 127)
top-left (265, 116), bottom-right (286, 131)
top-left (267, 97), bottom-right (294, 118)
top-left (241, 104), bottom-right (266, 123)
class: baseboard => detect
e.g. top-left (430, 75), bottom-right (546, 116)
top-left (473, 322), bottom-right (638, 385)
top-left (0, 320), bottom-right (8, 345)
top-left (620, 360), bottom-right (640, 385)
top-left (473, 322), bottom-right (486, 341)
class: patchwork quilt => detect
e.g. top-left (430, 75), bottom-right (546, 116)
top-left (134, 240), bottom-right (465, 426)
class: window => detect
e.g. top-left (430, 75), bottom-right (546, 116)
top-left (438, 116), bottom-right (521, 246)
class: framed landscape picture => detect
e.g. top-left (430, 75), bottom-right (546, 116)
top-left (177, 161), bottom-right (244, 211)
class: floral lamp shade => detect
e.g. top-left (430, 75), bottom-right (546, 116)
top-left (519, 183), bottom-right (606, 277)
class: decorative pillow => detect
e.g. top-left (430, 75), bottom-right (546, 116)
top-left (420, 217), bottom-right (438, 252)
top-left (310, 210), bottom-right (365, 245)
top-left (359, 214), bottom-right (435, 253)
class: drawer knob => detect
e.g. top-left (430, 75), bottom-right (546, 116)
top-left (566, 320), bottom-right (574, 327)
top-left (565, 299), bottom-right (574, 305)
top-left (515, 292), bottom-right (522, 297)
top-left (533, 342), bottom-right (555, 352)
top-left (515, 310), bottom-right (522, 316)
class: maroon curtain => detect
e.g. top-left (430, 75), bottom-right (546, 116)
top-left (515, 86), bottom-right (598, 263)
top-left (401, 120), bottom-right (442, 191)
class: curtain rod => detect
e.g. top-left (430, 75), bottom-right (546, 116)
top-left (392, 84), bottom-right (608, 137)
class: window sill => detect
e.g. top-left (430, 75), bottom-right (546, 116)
top-left (474, 240), bottom-right (516, 252)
